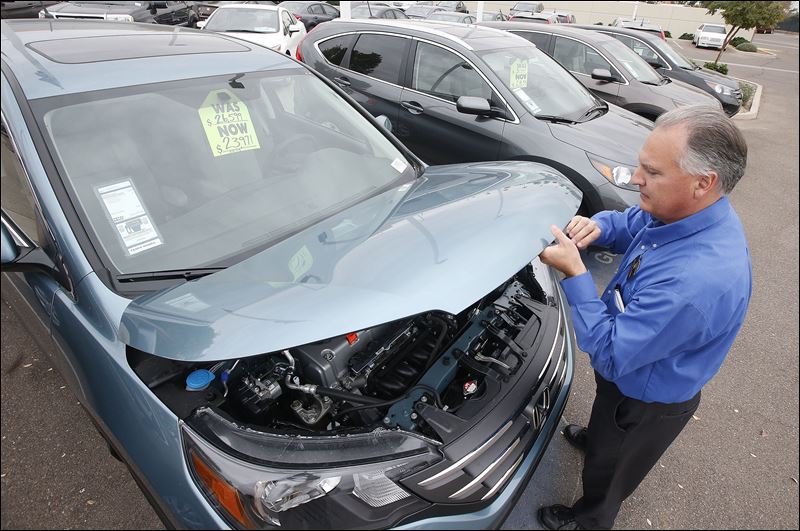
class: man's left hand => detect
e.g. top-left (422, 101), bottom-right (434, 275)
top-left (539, 225), bottom-right (587, 278)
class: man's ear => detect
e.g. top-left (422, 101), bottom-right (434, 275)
top-left (695, 171), bottom-right (719, 198)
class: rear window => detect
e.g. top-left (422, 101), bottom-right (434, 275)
top-left (703, 25), bottom-right (727, 34)
top-left (348, 34), bottom-right (407, 84)
top-left (318, 35), bottom-right (352, 66)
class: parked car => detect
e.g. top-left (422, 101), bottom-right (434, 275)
top-left (484, 21), bottom-right (722, 121)
top-left (300, 19), bottom-right (658, 215)
top-left (612, 17), bottom-right (666, 40)
top-left (693, 22), bottom-right (727, 49)
top-left (510, 12), bottom-right (558, 24)
top-left (755, 25), bottom-right (774, 34)
top-left (404, 4), bottom-right (444, 19)
top-left (391, 1), bottom-right (418, 10)
top-left (480, 10), bottom-right (509, 22)
top-left (575, 24), bottom-right (742, 116)
top-left (198, 3), bottom-right (306, 56)
top-left (278, 0), bottom-right (338, 31)
top-left (37, 0), bottom-right (199, 26)
top-left (1, 1), bottom-right (59, 18)
top-left (509, 1), bottom-right (543, 16)
top-left (2, 18), bottom-right (581, 530)
top-left (351, 4), bottom-right (408, 19)
top-left (551, 11), bottom-right (576, 24)
top-left (194, 0), bottom-right (277, 21)
top-left (436, 0), bottom-right (466, 13)
top-left (426, 10), bottom-right (475, 23)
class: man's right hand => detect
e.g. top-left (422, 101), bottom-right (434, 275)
top-left (565, 216), bottom-right (601, 249)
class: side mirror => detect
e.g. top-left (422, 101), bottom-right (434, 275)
top-left (646, 59), bottom-right (664, 69)
top-left (196, 20), bottom-right (206, 29)
top-left (289, 23), bottom-right (302, 34)
top-left (0, 221), bottom-right (55, 273)
top-left (456, 96), bottom-right (492, 116)
top-left (375, 114), bottom-right (393, 133)
top-left (591, 68), bottom-right (617, 82)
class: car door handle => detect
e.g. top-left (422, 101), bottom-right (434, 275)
top-left (401, 101), bottom-right (424, 114)
top-left (333, 76), bottom-right (351, 87)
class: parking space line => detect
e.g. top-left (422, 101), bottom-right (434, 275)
top-left (689, 59), bottom-right (799, 74)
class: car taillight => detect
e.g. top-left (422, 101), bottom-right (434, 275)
top-left (295, 33), bottom-right (308, 62)
top-left (294, 13), bottom-right (301, 20)
top-left (659, 30), bottom-right (666, 40)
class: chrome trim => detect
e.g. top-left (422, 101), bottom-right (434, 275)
top-left (448, 437), bottom-right (521, 499)
top-left (481, 452), bottom-right (525, 500)
top-left (537, 307), bottom-right (563, 381)
top-left (418, 420), bottom-right (513, 486)
top-left (327, 19), bottom-right (474, 50)
top-left (0, 215), bottom-right (29, 248)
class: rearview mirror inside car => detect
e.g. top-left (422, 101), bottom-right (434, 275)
top-left (591, 68), bottom-right (617, 82)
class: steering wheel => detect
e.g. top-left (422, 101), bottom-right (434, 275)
top-left (273, 133), bottom-right (316, 156)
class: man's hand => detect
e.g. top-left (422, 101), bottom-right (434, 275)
top-left (565, 215), bottom-right (601, 249)
top-left (539, 225), bottom-right (587, 278)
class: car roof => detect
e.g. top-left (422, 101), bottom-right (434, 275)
top-left (1, 19), bottom-right (296, 100)
top-left (320, 18), bottom-right (524, 51)
top-left (513, 12), bottom-right (554, 19)
top-left (481, 20), bottom-right (619, 44)
top-left (572, 24), bottom-right (662, 42)
top-left (215, 3), bottom-right (280, 10)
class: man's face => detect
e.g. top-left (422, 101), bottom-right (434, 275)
top-left (630, 125), bottom-right (702, 224)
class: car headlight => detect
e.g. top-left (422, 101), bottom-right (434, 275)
top-left (704, 80), bottom-right (733, 96)
top-left (183, 408), bottom-right (440, 529)
top-left (105, 14), bottom-right (134, 22)
top-left (588, 154), bottom-right (638, 191)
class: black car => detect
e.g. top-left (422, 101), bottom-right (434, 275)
top-left (38, 1), bottom-right (198, 26)
top-left (351, 4), bottom-right (408, 19)
top-left (279, 0), bottom-right (338, 30)
top-left (299, 19), bottom-right (656, 215)
top-left (1, 1), bottom-right (59, 18)
top-left (572, 24), bottom-right (742, 116)
top-left (194, 0), bottom-right (276, 21)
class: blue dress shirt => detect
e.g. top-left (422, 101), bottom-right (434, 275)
top-left (561, 197), bottom-right (752, 403)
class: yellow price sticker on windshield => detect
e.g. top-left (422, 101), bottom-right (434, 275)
top-left (288, 245), bottom-right (314, 281)
top-left (198, 89), bottom-right (261, 157)
top-left (510, 59), bottom-right (529, 89)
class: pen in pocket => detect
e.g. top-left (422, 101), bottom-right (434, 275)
top-left (614, 284), bottom-right (626, 312)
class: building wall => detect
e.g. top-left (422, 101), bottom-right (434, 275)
top-left (467, 1), bottom-right (755, 41)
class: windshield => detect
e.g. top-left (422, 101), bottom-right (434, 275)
top-left (601, 38), bottom-right (662, 83)
top-left (513, 2), bottom-right (540, 11)
top-left (649, 37), bottom-right (694, 69)
top-left (205, 8), bottom-right (279, 32)
top-left (406, 6), bottom-right (433, 16)
top-left (429, 12), bottom-right (463, 21)
top-left (478, 46), bottom-right (598, 119)
top-left (351, 6), bottom-right (382, 17)
top-left (704, 25), bottom-right (727, 34)
top-left (36, 71), bottom-right (414, 275)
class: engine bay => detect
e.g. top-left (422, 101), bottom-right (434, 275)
top-left (129, 263), bottom-right (558, 443)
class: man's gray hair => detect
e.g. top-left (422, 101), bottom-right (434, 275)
top-left (655, 105), bottom-right (748, 194)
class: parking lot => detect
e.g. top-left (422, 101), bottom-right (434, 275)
top-left (1, 26), bottom-right (798, 531)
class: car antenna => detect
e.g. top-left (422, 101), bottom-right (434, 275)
top-left (39, 1), bottom-right (55, 18)
top-left (367, 1), bottom-right (374, 17)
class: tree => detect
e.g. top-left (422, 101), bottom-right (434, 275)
top-left (700, 1), bottom-right (786, 63)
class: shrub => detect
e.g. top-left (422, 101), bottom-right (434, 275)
top-left (664, 30), bottom-right (672, 38)
top-left (704, 61), bottom-right (729, 75)
top-left (736, 42), bottom-right (758, 52)
top-left (730, 36), bottom-right (749, 48)
top-left (679, 32), bottom-right (694, 40)
top-left (739, 81), bottom-right (755, 110)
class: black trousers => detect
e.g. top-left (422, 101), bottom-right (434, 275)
top-left (572, 371), bottom-right (701, 530)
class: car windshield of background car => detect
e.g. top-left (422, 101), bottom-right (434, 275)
top-left (478, 45), bottom-right (597, 120)
top-left (405, 5), bottom-right (434, 17)
top-left (429, 12), bottom-right (463, 22)
top-left (704, 25), bottom-right (727, 34)
top-left (602, 38), bottom-right (662, 84)
top-left (351, 6), bottom-right (383, 17)
top-left (34, 70), bottom-right (414, 275)
top-left (648, 36), bottom-right (695, 69)
top-left (514, 2), bottom-right (540, 11)
top-left (204, 7), bottom-right (279, 33)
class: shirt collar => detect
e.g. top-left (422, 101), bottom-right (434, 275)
top-left (644, 196), bottom-right (731, 247)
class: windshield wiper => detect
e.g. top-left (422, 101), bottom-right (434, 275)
top-left (534, 114), bottom-right (577, 124)
top-left (117, 267), bottom-right (226, 283)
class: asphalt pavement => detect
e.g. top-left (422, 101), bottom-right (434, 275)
top-left (2, 32), bottom-right (798, 531)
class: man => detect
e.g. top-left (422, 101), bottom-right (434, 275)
top-left (537, 105), bottom-right (752, 530)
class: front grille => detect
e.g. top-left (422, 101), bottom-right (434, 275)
top-left (732, 89), bottom-right (743, 102)
top-left (403, 312), bottom-right (568, 504)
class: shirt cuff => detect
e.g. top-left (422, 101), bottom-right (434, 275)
top-left (560, 271), bottom-right (598, 306)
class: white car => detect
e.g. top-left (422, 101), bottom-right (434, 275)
top-left (693, 23), bottom-right (727, 50)
top-left (198, 3), bottom-right (306, 56)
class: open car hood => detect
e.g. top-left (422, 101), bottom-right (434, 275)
top-left (120, 161), bottom-right (581, 361)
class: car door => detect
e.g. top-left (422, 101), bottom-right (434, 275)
top-left (304, 2), bottom-right (326, 28)
top-left (335, 33), bottom-right (409, 127)
top-left (551, 35), bottom-right (624, 107)
top-left (396, 40), bottom-right (504, 165)
top-left (280, 8), bottom-right (301, 54)
top-left (510, 29), bottom-right (552, 53)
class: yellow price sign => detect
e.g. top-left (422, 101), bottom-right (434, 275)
top-left (198, 89), bottom-right (261, 157)
top-left (510, 59), bottom-right (529, 89)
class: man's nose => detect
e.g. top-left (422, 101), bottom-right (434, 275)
top-left (631, 167), bottom-right (646, 186)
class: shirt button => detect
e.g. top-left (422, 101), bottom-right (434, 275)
top-left (640, 245), bottom-right (646, 250)
top-left (652, 243), bottom-right (657, 248)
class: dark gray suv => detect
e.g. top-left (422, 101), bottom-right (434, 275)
top-left (298, 19), bottom-right (653, 214)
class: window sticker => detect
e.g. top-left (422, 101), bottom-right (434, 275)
top-left (288, 245), bottom-right (313, 281)
top-left (510, 59), bottom-right (529, 89)
top-left (512, 87), bottom-right (541, 114)
top-left (97, 180), bottom-right (163, 256)
top-left (198, 89), bottom-right (261, 157)
top-left (391, 158), bottom-right (408, 173)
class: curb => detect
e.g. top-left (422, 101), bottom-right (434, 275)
top-left (729, 76), bottom-right (763, 121)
